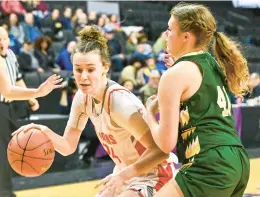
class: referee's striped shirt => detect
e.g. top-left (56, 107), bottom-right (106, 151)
top-left (0, 49), bottom-right (23, 103)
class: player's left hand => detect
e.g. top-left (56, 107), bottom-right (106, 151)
top-left (146, 95), bottom-right (159, 116)
top-left (94, 172), bottom-right (128, 196)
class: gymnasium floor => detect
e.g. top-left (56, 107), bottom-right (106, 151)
top-left (14, 158), bottom-right (260, 197)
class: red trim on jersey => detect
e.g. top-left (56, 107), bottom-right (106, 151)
top-left (107, 88), bottom-right (130, 115)
top-left (154, 163), bottom-right (173, 191)
top-left (135, 140), bottom-right (146, 156)
top-left (128, 188), bottom-right (145, 197)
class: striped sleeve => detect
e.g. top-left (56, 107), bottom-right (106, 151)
top-left (9, 49), bottom-right (22, 81)
top-left (67, 90), bottom-right (89, 130)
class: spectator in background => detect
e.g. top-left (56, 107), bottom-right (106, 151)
top-left (71, 8), bottom-right (83, 26)
top-left (249, 72), bottom-right (260, 98)
top-left (125, 32), bottom-right (138, 54)
top-left (74, 13), bottom-right (88, 36)
top-left (105, 24), bottom-right (125, 71)
top-left (143, 55), bottom-right (159, 83)
top-left (153, 31), bottom-right (167, 55)
top-left (56, 41), bottom-right (76, 71)
top-left (22, 12), bottom-right (41, 42)
top-left (1, 0), bottom-right (26, 15)
top-left (97, 16), bottom-right (106, 29)
top-left (34, 36), bottom-right (60, 72)
top-left (122, 79), bottom-right (135, 92)
top-left (41, 9), bottom-right (62, 40)
top-left (109, 14), bottom-right (120, 30)
top-left (1, 23), bottom-right (21, 55)
top-left (18, 40), bottom-right (43, 73)
top-left (119, 56), bottom-right (146, 88)
top-left (8, 13), bottom-right (25, 44)
top-left (60, 7), bottom-right (73, 30)
top-left (139, 70), bottom-right (160, 104)
top-left (88, 11), bottom-right (97, 25)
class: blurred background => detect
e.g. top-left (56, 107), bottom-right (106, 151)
top-left (0, 0), bottom-right (260, 196)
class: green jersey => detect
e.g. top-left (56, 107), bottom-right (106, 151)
top-left (174, 52), bottom-right (243, 166)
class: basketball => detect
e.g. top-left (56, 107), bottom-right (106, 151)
top-left (7, 128), bottom-right (55, 177)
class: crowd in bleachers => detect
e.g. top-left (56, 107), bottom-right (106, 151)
top-left (0, 0), bottom-right (260, 111)
top-left (0, 0), bottom-right (173, 112)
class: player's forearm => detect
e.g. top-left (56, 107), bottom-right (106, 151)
top-left (119, 147), bottom-right (168, 180)
top-left (2, 86), bottom-right (40, 100)
top-left (147, 112), bottom-right (166, 153)
top-left (44, 129), bottom-right (74, 156)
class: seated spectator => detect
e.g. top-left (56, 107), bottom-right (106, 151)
top-left (97, 16), bottom-right (106, 29)
top-left (105, 24), bottom-right (125, 71)
top-left (119, 56), bottom-right (146, 88)
top-left (2, 23), bottom-right (21, 55)
top-left (18, 40), bottom-right (43, 73)
top-left (153, 31), bottom-right (166, 55)
top-left (125, 32), bottom-right (138, 54)
top-left (8, 13), bottom-right (25, 44)
top-left (1, 0), bottom-right (26, 15)
top-left (139, 70), bottom-right (160, 104)
top-left (34, 36), bottom-right (60, 72)
top-left (122, 79), bottom-right (135, 92)
top-left (88, 11), bottom-right (97, 25)
top-left (74, 13), bottom-right (88, 36)
top-left (41, 9), bottom-right (63, 40)
top-left (56, 41), bottom-right (76, 71)
top-left (109, 14), bottom-right (120, 30)
top-left (156, 50), bottom-right (168, 73)
top-left (143, 55), bottom-right (159, 83)
top-left (249, 72), bottom-right (260, 98)
top-left (22, 12), bottom-right (41, 42)
top-left (60, 7), bottom-right (73, 30)
top-left (71, 8), bottom-right (83, 27)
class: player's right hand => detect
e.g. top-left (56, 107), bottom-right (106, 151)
top-left (11, 123), bottom-right (48, 136)
top-left (37, 74), bottom-right (63, 98)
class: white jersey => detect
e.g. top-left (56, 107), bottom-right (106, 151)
top-left (67, 81), bottom-right (177, 194)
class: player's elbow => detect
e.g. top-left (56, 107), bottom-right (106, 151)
top-left (1, 89), bottom-right (12, 100)
top-left (159, 140), bottom-right (177, 154)
top-left (60, 148), bottom-right (75, 156)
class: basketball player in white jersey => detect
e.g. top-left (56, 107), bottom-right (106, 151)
top-left (12, 26), bottom-right (178, 197)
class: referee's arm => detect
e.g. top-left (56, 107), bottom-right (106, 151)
top-left (16, 78), bottom-right (40, 111)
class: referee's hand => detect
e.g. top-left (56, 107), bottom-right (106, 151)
top-left (37, 74), bottom-right (63, 98)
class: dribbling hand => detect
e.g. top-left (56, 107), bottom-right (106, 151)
top-left (11, 123), bottom-right (49, 136)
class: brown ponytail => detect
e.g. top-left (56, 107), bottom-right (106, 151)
top-left (212, 32), bottom-right (249, 97)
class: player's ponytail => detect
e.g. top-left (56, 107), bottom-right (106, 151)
top-left (212, 32), bottom-right (250, 97)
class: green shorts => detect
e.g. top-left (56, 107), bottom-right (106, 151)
top-left (176, 146), bottom-right (250, 197)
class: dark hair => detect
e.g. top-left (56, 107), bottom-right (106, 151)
top-left (171, 2), bottom-right (249, 97)
top-left (129, 56), bottom-right (146, 69)
top-left (34, 36), bottom-right (52, 50)
top-left (71, 25), bottom-right (110, 66)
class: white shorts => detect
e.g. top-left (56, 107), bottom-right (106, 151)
top-left (96, 162), bottom-right (176, 197)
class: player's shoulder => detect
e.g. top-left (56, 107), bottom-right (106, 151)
top-left (107, 81), bottom-right (143, 111)
top-left (73, 90), bottom-right (87, 105)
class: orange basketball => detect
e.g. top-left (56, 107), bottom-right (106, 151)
top-left (7, 128), bottom-right (55, 177)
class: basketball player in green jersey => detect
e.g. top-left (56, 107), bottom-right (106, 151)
top-left (146, 2), bottom-right (250, 197)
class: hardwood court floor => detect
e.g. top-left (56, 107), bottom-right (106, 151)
top-left (15, 158), bottom-right (260, 197)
